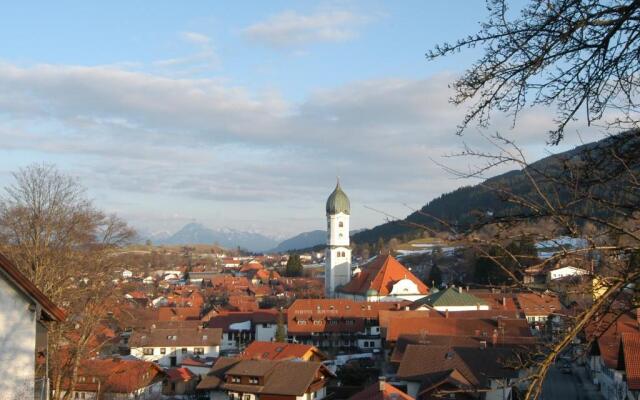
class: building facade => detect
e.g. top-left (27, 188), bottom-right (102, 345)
top-left (325, 180), bottom-right (351, 297)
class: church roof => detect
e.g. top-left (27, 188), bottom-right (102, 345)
top-left (415, 287), bottom-right (488, 308)
top-left (339, 254), bottom-right (428, 296)
top-left (326, 180), bottom-right (350, 215)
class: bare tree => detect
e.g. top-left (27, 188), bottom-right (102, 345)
top-left (0, 164), bottom-right (135, 400)
top-left (428, 0), bottom-right (640, 144)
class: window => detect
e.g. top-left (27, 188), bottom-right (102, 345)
top-left (339, 222), bottom-right (343, 228)
top-left (249, 377), bottom-right (259, 384)
top-left (298, 320), bottom-right (307, 325)
top-left (194, 347), bottom-right (204, 355)
top-left (143, 348), bottom-right (154, 355)
top-left (231, 376), bottom-right (241, 383)
top-left (181, 348), bottom-right (188, 354)
top-left (243, 395), bottom-right (252, 400)
top-left (160, 348), bottom-right (166, 354)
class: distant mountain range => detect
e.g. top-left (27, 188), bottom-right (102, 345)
top-left (142, 223), bottom-right (278, 253)
top-left (269, 230), bottom-right (326, 253)
top-left (139, 222), bottom-right (366, 254)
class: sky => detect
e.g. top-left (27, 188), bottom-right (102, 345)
top-left (0, 1), bottom-right (604, 239)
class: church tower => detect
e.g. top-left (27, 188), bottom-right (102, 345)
top-left (325, 179), bottom-right (351, 296)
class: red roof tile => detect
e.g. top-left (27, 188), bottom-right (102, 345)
top-left (166, 367), bottom-right (196, 382)
top-left (622, 333), bottom-right (640, 390)
top-left (241, 341), bottom-right (325, 361)
top-left (340, 255), bottom-right (428, 296)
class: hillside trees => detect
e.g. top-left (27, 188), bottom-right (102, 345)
top-left (0, 164), bottom-right (135, 399)
top-left (427, 1), bottom-right (640, 398)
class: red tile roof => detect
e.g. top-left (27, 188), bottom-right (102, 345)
top-left (65, 358), bottom-right (163, 393)
top-left (340, 255), bottom-right (428, 296)
top-left (242, 341), bottom-right (325, 361)
top-left (166, 367), bottom-right (196, 382)
top-left (240, 262), bottom-right (264, 273)
top-left (386, 316), bottom-right (534, 343)
top-left (0, 252), bottom-right (65, 321)
top-left (622, 333), bottom-right (640, 390)
top-left (158, 306), bottom-right (201, 321)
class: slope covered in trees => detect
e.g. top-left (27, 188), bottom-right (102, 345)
top-left (352, 131), bottom-right (640, 245)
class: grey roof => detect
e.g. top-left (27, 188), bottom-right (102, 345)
top-left (326, 180), bottom-right (350, 215)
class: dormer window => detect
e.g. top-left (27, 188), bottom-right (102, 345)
top-left (249, 377), bottom-right (259, 384)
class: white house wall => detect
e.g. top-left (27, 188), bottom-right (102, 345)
top-left (130, 345), bottom-right (219, 367)
top-left (0, 275), bottom-right (37, 399)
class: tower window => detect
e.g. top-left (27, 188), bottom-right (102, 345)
top-left (339, 222), bottom-right (344, 228)
top-left (339, 233), bottom-right (343, 238)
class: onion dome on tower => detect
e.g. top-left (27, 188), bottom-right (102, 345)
top-left (325, 180), bottom-right (350, 215)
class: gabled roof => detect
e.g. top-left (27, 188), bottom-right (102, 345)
top-left (241, 341), bottom-right (326, 361)
top-left (166, 367), bottom-right (196, 382)
top-left (349, 380), bottom-right (415, 400)
top-left (67, 358), bottom-right (164, 393)
top-left (416, 287), bottom-right (487, 308)
top-left (223, 359), bottom-right (333, 396)
top-left (0, 252), bottom-right (65, 321)
top-left (397, 345), bottom-right (518, 389)
top-left (340, 255), bottom-right (428, 296)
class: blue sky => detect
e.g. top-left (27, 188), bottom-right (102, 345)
top-left (0, 1), bottom-right (602, 238)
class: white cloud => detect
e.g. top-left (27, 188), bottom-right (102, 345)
top-left (0, 62), bottom-right (603, 235)
top-left (181, 31), bottom-right (211, 44)
top-left (242, 10), bottom-right (373, 48)
top-left (153, 32), bottom-right (219, 74)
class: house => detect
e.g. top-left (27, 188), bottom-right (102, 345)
top-left (339, 255), bottom-right (429, 302)
top-left (586, 310), bottom-right (640, 400)
top-left (287, 299), bottom-right (407, 352)
top-left (129, 327), bottom-right (222, 367)
top-left (514, 293), bottom-right (564, 325)
top-left (163, 367), bottom-right (198, 397)
top-left (349, 378), bottom-right (414, 400)
top-left (0, 252), bottom-right (65, 399)
top-left (207, 310), bottom-right (283, 352)
top-left (241, 341), bottom-right (327, 362)
top-left (197, 357), bottom-right (334, 400)
top-left (56, 357), bottom-right (164, 399)
top-left (180, 356), bottom-right (216, 376)
top-left (412, 287), bottom-right (489, 312)
top-left (396, 345), bottom-right (519, 399)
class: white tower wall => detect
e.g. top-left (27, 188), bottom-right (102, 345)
top-left (326, 212), bottom-right (351, 296)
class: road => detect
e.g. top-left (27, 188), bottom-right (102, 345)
top-left (541, 365), bottom-right (605, 400)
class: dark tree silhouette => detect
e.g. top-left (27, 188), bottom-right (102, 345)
top-left (428, 0), bottom-right (640, 144)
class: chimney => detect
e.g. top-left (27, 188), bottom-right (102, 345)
top-left (466, 286), bottom-right (469, 292)
top-left (445, 309), bottom-right (449, 319)
top-left (492, 329), bottom-right (499, 345)
top-left (502, 297), bottom-right (507, 308)
top-left (378, 376), bottom-right (386, 392)
top-left (458, 286), bottom-right (462, 294)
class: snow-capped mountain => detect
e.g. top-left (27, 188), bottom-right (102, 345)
top-left (154, 223), bottom-right (278, 253)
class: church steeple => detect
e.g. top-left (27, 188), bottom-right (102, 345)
top-left (326, 178), bottom-right (350, 215)
top-left (325, 180), bottom-right (351, 297)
